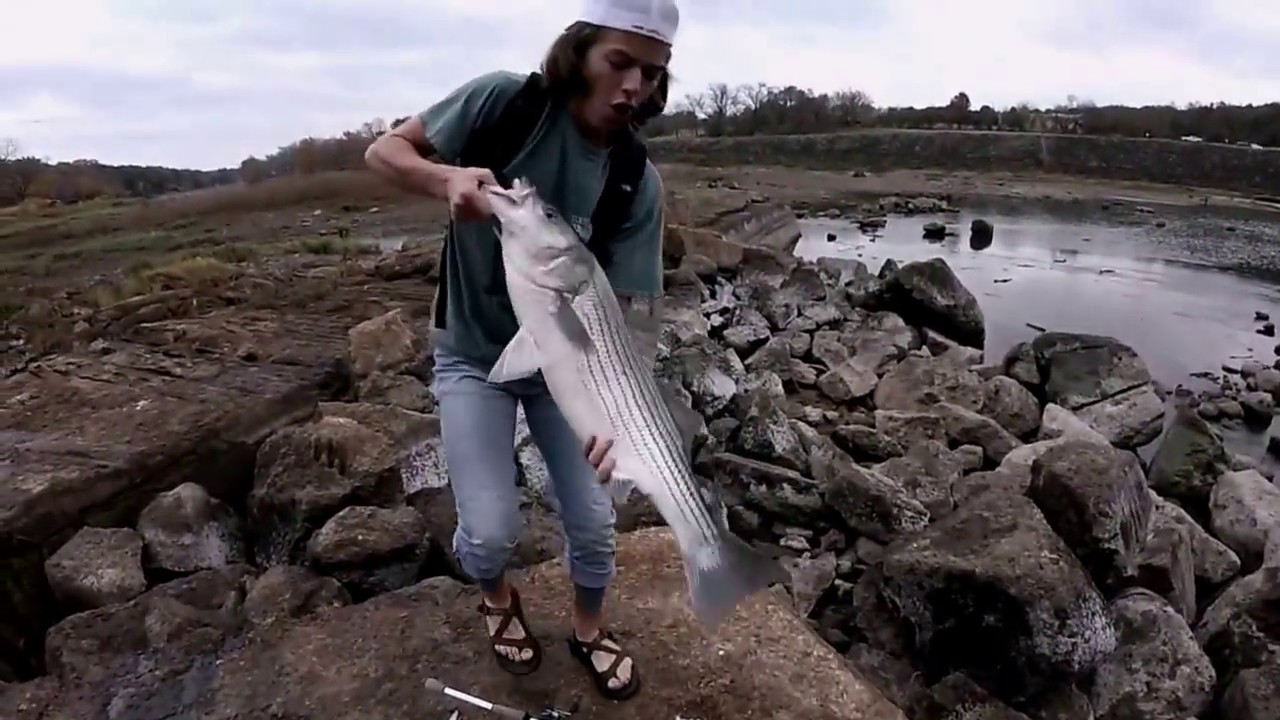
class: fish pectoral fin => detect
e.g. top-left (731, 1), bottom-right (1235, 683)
top-left (551, 299), bottom-right (593, 352)
top-left (487, 327), bottom-right (543, 383)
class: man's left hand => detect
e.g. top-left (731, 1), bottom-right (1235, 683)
top-left (585, 435), bottom-right (616, 483)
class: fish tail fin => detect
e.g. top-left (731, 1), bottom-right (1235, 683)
top-left (605, 473), bottom-right (637, 504)
top-left (683, 523), bottom-right (790, 629)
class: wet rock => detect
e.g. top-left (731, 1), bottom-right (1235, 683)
top-left (243, 564), bottom-right (350, 627)
top-left (249, 417), bottom-right (405, 566)
top-left (43, 527), bottom-right (148, 611)
top-left (982, 375), bottom-right (1043, 439)
top-left (1238, 390), bottom-right (1275, 429)
top-left (879, 491), bottom-right (1116, 700)
top-left (934, 401), bottom-right (1022, 465)
top-left (1210, 469), bottom-right (1280, 572)
top-left (1146, 403), bottom-right (1230, 506)
top-left (1219, 658), bottom-right (1280, 720)
top-left (305, 505), bottom-right (435, 599)
top-left (1087, 589), bottom-right (1215, 720)
top-left (346, 308), bottom-right (420, 378)
top-left (136, 482), bottom-right (247, 574)
top-left (1194, 566), bottom-right (1280, 680)
top-left (1027, 440), bottom-right (1153, 593)
top-left (879, 257), bottom-right (986, 349)
top-left (1150, 493), bottom-right (1241, 589)
top-left (873, 355), bottom-right (986, 413)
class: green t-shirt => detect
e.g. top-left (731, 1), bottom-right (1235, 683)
top-left (419, 70), bottom-right (665, 366)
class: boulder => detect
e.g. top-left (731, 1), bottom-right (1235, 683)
top-left (1027, 440), bottom-right (1153, 593)
top-left (136, 482), bottom-right (247, 574)
top-left (878, 257), bottom-right (986, 349)
top-left (43, 527), bottom-right (148, 611)
top-left (1087, 589), bottom-right (1215, 720)
top-left (1209, 469), bottom-right (1280, 572)
top-left (1146, 403), bottom-right (1231, 506)
top-left (879, 491), bottom-right (1116, 700)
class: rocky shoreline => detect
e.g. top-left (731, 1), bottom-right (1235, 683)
top-left (3, 204), bottom-right (1280, 720)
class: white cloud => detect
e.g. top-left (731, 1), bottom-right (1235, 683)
top-left (1, 0), bottom-right (1276, 169)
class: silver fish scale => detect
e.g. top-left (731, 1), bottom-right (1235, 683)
top-left (571, 268), bottom-right (720, 545)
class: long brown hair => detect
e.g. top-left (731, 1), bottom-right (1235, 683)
top-left (539, 21), bottom-right (671, 129)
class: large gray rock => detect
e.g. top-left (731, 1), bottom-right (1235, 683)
top-left (981, 375), bottom-right (1043, 439)
top-left (1018, 333), bottom-right (1165, 449)
top-left (1219, 658), bottom-right (1280, 720)
top-left (136, 482), bottom-right (246, 574)
top-left (305, 505), bottom-right (436, 599)
top-left (878, 257), bottom-right (986, 349)
top-left (879, 491), bottom-right (1116, 700)
top-left (1150, 492), bottom-right (1241, 588)
top-left (249, 417), bottom-right (405, 565)
top-left (1147, 403), bottom-right (1231, 506)
top-left (1210, 469), bottom-right (1280, 572)
top-left (873, 355), bottom-right (986, 413)
top-left (1087, 589), bottom-right (1216, 720)
top-left (1027, 440), bottom-right (1153, 593)
top-left (43, 527), bottom-right (148, 611)
top-left (1194, 567), bottom-right (1280, 680)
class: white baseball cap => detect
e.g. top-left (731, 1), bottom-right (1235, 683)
top-left (578, 0), bottom-right (680, 46)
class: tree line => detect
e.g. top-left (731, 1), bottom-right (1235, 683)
top-left (3, 84), bottom-right (1277, 208)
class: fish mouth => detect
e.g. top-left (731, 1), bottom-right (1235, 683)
top-left (485, 179), bottom-right (537, 205)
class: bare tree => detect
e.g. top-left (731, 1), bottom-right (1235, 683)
top-left (1, 138), bottom-right (16, 162)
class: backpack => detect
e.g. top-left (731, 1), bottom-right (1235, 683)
top-left (431, 71), bottom-right (650, 331)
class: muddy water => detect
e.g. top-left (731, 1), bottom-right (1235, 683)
top-left (796, 201), bottom-right (1280, 468)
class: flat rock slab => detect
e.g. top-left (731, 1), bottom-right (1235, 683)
top-left (0, 342), bottom-right (342, 543)
top-left (17, 528), bottom-right (906, 720)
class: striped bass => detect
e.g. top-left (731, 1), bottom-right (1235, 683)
top-left (482, 178), bottom-right (788, 628)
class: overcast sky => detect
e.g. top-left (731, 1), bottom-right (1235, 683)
top-left (2, 0), bottom-right (1276, 170)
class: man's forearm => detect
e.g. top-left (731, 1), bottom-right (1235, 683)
top-left (364, 135), bottom-right (455, 200)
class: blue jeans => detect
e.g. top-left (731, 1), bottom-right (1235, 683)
top-left (430, 347), bottom-right (617, 595)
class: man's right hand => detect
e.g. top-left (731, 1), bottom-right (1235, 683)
top-left (445, 166), bottom-right (499, 222)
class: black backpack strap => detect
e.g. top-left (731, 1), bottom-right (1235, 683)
top-left (587, 132), bottom-right (649, 271)
top-left (433, 72), bottom-right (549, 331)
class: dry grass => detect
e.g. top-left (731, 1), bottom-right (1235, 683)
top-left (0, 171), bottom-right (408, 251)
top-left (87, 255), bottom-right (241, 308)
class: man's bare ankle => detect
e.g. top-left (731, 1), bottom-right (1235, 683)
top-left (482, 580), bottom-right (512, 608)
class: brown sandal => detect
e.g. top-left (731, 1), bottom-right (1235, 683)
top-left (567, 629), bottom-right (641, 701)
top-left (477, 587), bottom-right (542, 675)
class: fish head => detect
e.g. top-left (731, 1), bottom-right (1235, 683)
top-left (486, 178), bottom-right (593, 293)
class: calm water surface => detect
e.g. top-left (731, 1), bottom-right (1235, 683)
top-left (795, 204), bottom-right (1280, 391)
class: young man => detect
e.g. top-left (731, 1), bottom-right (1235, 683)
top-left (363, 0), bottom-right (678, 702)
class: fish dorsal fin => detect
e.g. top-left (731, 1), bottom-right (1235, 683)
top-left (488, 327), bottom-right (543, 383)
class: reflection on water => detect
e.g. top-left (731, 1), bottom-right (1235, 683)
top-left (795, 207), bottom-right (1280, 391)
